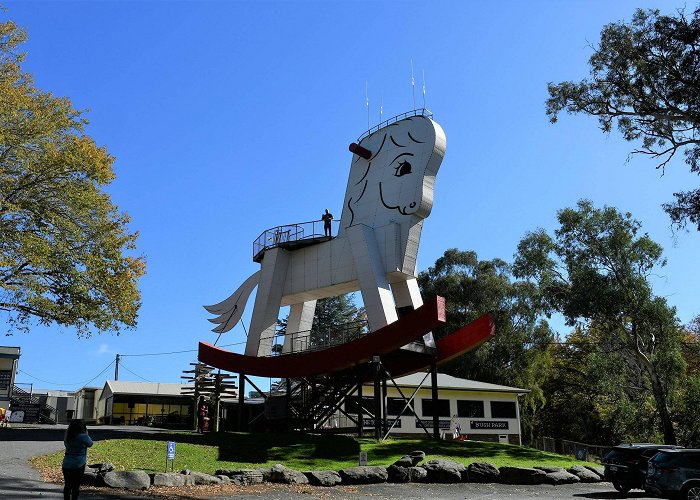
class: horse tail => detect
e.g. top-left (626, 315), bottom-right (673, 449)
top-left (204, 270), bottom-right (260, 334)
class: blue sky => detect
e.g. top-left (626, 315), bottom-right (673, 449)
top-left (4, 0), bottom-right (699, 393)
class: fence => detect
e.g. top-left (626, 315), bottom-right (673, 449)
top-left (530, 437), bottom-right (611, 463)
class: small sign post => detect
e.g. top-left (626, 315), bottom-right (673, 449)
top-left (358, 451), bottom-right (367, 466)
top-left (165, 441), bottom-right (176, 472)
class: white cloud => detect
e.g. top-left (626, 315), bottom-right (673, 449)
top-left (94, 343), bottom-right (113, 356)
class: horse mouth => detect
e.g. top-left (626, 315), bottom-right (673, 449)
top-left (379, 182), bottom-right (418, 215)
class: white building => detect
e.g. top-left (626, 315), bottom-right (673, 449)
top-left (344, 372), bottom-right (529, 444)
top-left (0, 346), bottom-right (20, 410)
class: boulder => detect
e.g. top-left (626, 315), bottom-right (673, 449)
top-left (498, 467), bottom-right (548, 485)
top-left (258, 466), bottom-right (274, 482)
top-left (421, 459), bottom-right (466, 483)
top-left (392, 450), bottom-right (426, 468)
top-left (102, 470), bottom-right (151, 490)
top-left (409, 466), bottom-right (428, 482)
top-left (304, 470), bottom-right (342, 487)
top-left (567, 465), bottom-right (600, 483)
top-left (392, 457), bottom-right (413, 468)
top-left (467, 462), bottom-right (500, 483)
top-left (217, 469), bottom-right (264, 485)
top-left (584, 465), bottom-right (605, 480)
top-left (81, 467), bottom-right (102, 486)
top-left (88, 462), bottom-right (115, 474)
top-left (386, 465), bottom-right (411, 483)
top-left (267, 464), bottom-right (309, 485)
top-left (152, 472), bottom-right (186, 487)
top-left (338, 466), bottom-right (389, 484)
top-left (545, 470), bottom-right (581, 485)
top-left (534, 466), bottom-right (565, 473)
top-left (184, 471), bottom-right (223, 485)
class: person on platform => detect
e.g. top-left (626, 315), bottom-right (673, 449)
top-left (62, 419), bottom-right (93, 500)
top-left (322, 209), bottom-right (333, 237)
top-left (197, 396), bottom-right (208, 433)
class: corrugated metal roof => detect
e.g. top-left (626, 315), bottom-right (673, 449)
top-left (100, 380), bottom-right (192, 399)
top-left (380, 372), bottom-right (530, 394)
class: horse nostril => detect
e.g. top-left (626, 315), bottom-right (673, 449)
top-left (349, 143), bottom-right (372, 160)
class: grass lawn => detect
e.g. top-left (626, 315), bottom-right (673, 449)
top-left (31, 431), bottom-right (597, 475)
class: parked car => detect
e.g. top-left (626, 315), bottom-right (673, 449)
top-left (645, 449), bottom-right (700, 499)
top-left (602, 443), bottom-right (683, 493)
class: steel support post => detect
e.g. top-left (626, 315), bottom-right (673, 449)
top-left (431, 363), bottom-right (439, 440)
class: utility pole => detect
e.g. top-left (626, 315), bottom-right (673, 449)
top-left (114, 354), bottom-right (120, 381)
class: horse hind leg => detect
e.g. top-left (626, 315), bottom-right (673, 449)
top-left (246, 247), bottom-right (290, 357)
top-left (282, 300), bottom-right (317, 353)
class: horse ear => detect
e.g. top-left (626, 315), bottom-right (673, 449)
top-left (349, 143), bottom-right (372, 160)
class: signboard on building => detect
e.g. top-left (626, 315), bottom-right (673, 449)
top-left (363, 418), bottom-right (401, 428)
top-left (10, 403), bottom-right (41, 423)
top-left (0, 370), bottom-right (11, 390)
top-left (415, 419), bottom-right (451, 429)
top-left (470, 420), bottom-right (509, 430)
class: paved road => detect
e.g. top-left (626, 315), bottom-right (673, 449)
top-left (0, 425), bottom-right (662, 499)
top-left (0, 424), bottom-right (169, 499)
top-left (211, 483), bottom-right (657, 499)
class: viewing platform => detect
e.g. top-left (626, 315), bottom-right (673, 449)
top-left (253, 219), bottom-right (340, 263)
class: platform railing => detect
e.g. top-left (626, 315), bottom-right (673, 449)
top-left (357, 108), bottom-right (433, 142)
top-left (253, 219), bottom-right (339, 262)
top-left (263, 320), bottom-right (370, 356)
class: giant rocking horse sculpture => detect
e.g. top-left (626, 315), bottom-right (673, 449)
top-left (200, 110), bottom-right (494, 379)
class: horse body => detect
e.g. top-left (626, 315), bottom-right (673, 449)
top-left (206, 114), bottom-right (446, 357)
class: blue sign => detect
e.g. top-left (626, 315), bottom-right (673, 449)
top-left (166, 441), bottom-right (176, 460)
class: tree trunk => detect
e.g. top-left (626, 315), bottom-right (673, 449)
top-left (631, 321), bottom-right (677, 445)
top-left (648, 366), bottom-right (676, 445)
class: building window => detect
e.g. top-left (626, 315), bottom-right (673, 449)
top-left (490, 401), bottom-right (516, 418)
top-left (345, 396), bottom-right (374, 415)
top-left (457, 400), bottom-right (484, 418)
top-left (386, 397), bottom-right (415, 416)
top-left (421, 398), bottom-right (450, 417)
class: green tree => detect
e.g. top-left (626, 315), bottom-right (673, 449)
top-left (276, 293), bottom-right (366, 351)
top-left (514, 200), bottom-right (685, 444)
top-left (536, 326), bottom-right (634, 445)
top-left (546, 7), bottom-right (700, 230)
top-left (310, 294), bottom-right (366, 348)
top-left (418, 248), bottom-right (555, 442)
top-left (0, 19), bottom-right (145, 336)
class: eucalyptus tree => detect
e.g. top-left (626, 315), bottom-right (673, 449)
top-left (514, 200), bottom-right (684, 444)
top-left (418, 248), bottom-right (555, 442)
top-left (547, 7), bottom-right (700, 230)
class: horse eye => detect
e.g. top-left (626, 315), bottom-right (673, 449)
top-left (394, 161), bottom-right (412, 177)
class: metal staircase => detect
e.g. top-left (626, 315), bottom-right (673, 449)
top-left (10, 385), bottom-right (57, 424)
top-left (272, 363), bottom-right (373, 432)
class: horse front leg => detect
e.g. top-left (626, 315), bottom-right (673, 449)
top-left (347, 224), bottom-right (398, 333)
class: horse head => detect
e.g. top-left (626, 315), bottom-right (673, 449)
top-left (338, 115), bottom-right (446, 235)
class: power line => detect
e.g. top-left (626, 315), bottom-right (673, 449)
top-left (120, 348), bottom-right (198, 358)
top-left (17, 359), bottom-right (115, 388)
top-left (119, 340), bottom-right (246, 358)
top-left (117, 361), bottom-right (152, 382)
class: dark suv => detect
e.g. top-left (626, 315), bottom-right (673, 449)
top-left (602, 443), bottom-right (683, 493)
top-left (646, 449), bottom-right (700, 499)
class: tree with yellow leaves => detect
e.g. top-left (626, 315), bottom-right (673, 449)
top-left (0, 18), bottom-right (145, 336)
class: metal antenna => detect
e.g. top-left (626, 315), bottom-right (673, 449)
top-left (380, 94), bottom-right (383, 123)
top-left (366, 81), bottom-right (370, 129)
top-left (422, 69), bottom-right (427, 109)
top-left (411, 60), bottom-right (416, 110)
